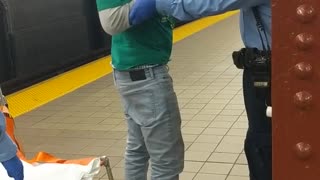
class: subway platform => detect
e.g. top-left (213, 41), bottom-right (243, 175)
top-left (13, 14), bottom-right (249, 180)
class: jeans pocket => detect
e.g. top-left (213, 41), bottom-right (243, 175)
top-left (122, 89), bottom-right (156, 126)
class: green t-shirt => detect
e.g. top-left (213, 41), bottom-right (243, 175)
top-left (96, 0), bottom-right (174, 70)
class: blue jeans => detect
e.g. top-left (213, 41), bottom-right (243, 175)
top-left (113, 65), bottom-right (184, 180)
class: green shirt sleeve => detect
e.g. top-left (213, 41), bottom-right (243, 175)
top-left (96, 0), bottom-right (132, 11)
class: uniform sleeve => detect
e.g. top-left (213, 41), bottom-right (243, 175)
top-left (0, 115), bottom-right (6, 142)
top-left (156, 0), bottom-right (267, 21)
top-left (97, 0), bottom-right (134, 35)
top-left (0, 113), bottom-right (17, 162)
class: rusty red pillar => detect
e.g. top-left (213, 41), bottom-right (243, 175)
top-left (273, 0), bottom-right (320, 179)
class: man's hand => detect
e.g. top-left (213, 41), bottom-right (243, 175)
top-left (129, 0), bottom-right (157, 26)
top-left (2, 155), bottom-right (24, 180)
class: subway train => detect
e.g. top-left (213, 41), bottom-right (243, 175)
top-left (0, 0), bottom-right (187, 95)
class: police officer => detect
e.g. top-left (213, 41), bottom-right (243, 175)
top-left (0, 93), bottom-right (24, 180)
top-left (129, 0), bottom-right (272, 180)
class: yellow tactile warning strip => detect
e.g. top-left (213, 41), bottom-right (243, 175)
top-left (173, 11), bottom-right (239, 43)
top-left (6, 11), bottom-right (239, 117)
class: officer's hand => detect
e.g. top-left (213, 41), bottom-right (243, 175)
top-left (2, 155), bottom-right (24, 180)
top-left (129, 0), bottom-right (156, 26)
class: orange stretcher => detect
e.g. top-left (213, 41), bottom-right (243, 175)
top-left (0, 89), bottom-right (114, 180)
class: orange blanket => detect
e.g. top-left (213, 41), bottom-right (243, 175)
top-left (1, 105), bottom-right (94, 166)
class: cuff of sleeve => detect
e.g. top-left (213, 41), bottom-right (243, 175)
top-left (156, 0), bottom-right (173, 16)
top-left (0, 152), bottom-right (17, 163)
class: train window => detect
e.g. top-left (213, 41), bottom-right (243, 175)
top-left (0, 2), bottom-right (9, 83)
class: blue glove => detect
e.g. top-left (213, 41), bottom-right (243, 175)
top-left (2, 155), bottom-right (24, 180)
top-left (129, 0), bottom-right (157, 26)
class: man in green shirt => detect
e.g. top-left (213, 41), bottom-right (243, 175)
top-left (96, 0), bottom-right (184, 179)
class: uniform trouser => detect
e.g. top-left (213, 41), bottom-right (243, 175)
top-left (113, 65), bottom-right (185, 180)
top-left (243, 69), bottom-right (272, 180)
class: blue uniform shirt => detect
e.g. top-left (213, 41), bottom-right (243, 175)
top-left (0, 112), bottom-right (17, 162)
top-left (155, 0), bottom-right (271, 50)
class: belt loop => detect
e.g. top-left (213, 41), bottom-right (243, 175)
top-left (165, 64), bottom-right (170, 72)
top-left (148, 67), bottom-right (155, 79)
top-left (112, 69), bottom-right (117, 86)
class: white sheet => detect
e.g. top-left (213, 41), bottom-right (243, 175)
top-left (0, 158), bottom-right (101, 180)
